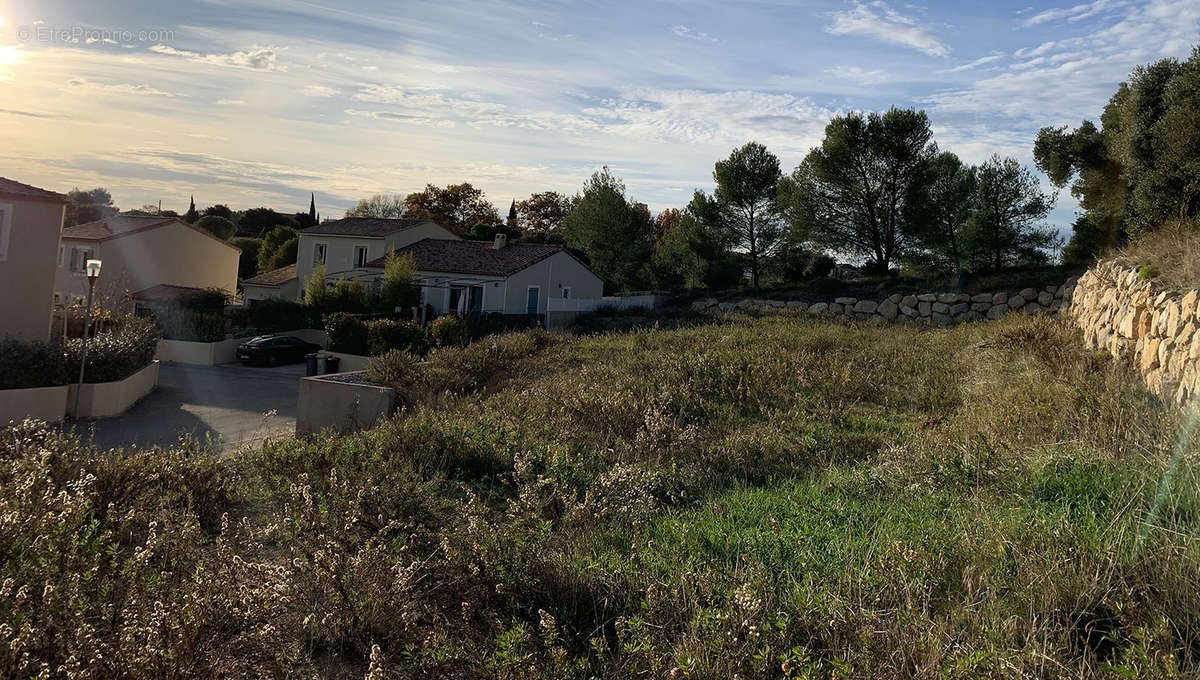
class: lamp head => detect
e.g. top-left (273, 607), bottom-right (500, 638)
top-left (85, 259), bottom-right (102, 279)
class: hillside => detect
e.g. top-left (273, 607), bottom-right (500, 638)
top-left (4, 313), bottom-right (1199, 678)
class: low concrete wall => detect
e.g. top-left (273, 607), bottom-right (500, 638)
top-left (158, 329), bottom-right (327, 365)
top-left (296, 372), bottom-right (395, 436)
top-left (0, 385), bottom-right (69, 425)
top-left (317, 350), bottom-right (370, 373)
top-left (68, 361), bottom-right (159, 419)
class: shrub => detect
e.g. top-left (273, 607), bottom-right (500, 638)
top-left (365, 318), bottom-right (428, 356)
top-left (239, 299), bottom-right (317, 333)
top-left (195, 215), bottom-right (236, 240)
top-left (178, 287), bottom-right (230, 313)
top-left (325, 312), bottom-right (368, 355)
top-left (805, 253), bottom-right (836, 278)
top-left (364, 348), bottom-right (421, 389)
top-left (155, 307), bottom-right (226, 342)
top-left (428, 315), bottom-right (470, 348)
top-left (0, 338), bottom-right (67, 389)
top-left (63, 315), bottom-right (161, 383)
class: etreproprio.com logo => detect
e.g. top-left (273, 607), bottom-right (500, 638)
top-left (15, 25), bottom-right (175, 44)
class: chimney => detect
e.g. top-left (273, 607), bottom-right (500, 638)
top-left (493, 233), bottom-right (507, 250)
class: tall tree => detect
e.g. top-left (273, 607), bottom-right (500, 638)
top-left (404, 183), bottom-right (500, 234)
top-left (515, 191), bottom-right (572, 238)
top-left (966, 155), bottom-right (1057, 271)
top-left (64, 187), bottom-right (117, 227)
top-left (707, 141), bottom-right (784, 287)
top-left (507, 199), bottom-right (518, 231)
top-left (184, 195), bottom-right (199, 223)
top-left (905, 151), bottom-right (977, 274)
top-left (202, 204), bottom-right (235, 220)
top-left (195, 215), bottom-right (236, 240)
top-left (257, 225), bottom-right (298, 272)
top-left (229, 237), bottom-right (262, 280)
top-left (561, 168), bottom-right (653, 291)
top-left (778, 108), bottom-right (937, 274)
top-left (345, 193), bottom-right (406, 219)
top-left (238, 208), bottom-right (298, 238)
top-left (1033, 119), bottom-right (1125, 260)
top-left (651, 196), bottom-right (741, 289)
top-left (309, 193), bottom-right (317, 222)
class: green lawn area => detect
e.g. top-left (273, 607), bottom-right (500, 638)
top-left (4, 312), bottom-right (1200, 678)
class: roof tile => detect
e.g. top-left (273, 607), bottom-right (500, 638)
top-left (365, 238), bottom-right (565, 277)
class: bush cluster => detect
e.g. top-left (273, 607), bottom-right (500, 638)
top-left (365, 318), bottom-right (428, 356)
top-left (0, 316), bottom-right (160, 389)
top-left (323, 312), bottom-right (368, 355)
top-left (155, 307), bottom-right (226, 342)
top-left (427, 314), bottom-right (470, 348)
top-left (62, 315), bottom-right (161, 383)
top-left (229, 299), bottom-right (319, 334)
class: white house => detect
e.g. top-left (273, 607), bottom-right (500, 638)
top-left (362, 234), bottom-right (604, 320)
top-left (291, 217), bottom-right (459, 299)
top-left (0, 177), bottom-right (67, 341)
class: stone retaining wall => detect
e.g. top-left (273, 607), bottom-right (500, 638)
top-left (1070, 261), bottom-right (1200, 405)
top-left (692, 281), bottom-right (1076, 325)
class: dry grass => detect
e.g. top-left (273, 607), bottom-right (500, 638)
top-left (1114, 219), bottom-right (1200, 292)
top-left (4, 313), bottom-right (1200, 678)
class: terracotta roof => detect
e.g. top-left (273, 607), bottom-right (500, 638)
top-left (300, 217), bottom-right (442, 238)
top-left (62, 215), bottom-right (177, 241)
top-left (0, 177), bottom-right (67, 203)
top-left (243, 263), bottom-right (297, 287)
top-left (365, 238), bottom-right (566, 277)
top-left (130, 284), bottom-right (205, 302)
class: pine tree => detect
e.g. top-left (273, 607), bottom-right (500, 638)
top-left (507, 199), bottom-right (518, 230)
top-left (309, 193), bottom-right (317, 221)
top-left (184, 195), bottom-right (199, 223)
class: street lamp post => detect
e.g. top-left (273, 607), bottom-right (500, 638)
top-left (73, 259), bottom-right (102, 418)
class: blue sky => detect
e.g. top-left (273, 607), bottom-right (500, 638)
top-left (1, 0), bottom-right (1198, 236)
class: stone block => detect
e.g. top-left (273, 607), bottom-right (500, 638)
top-left (1008, 295), bottom-right (1026, 308)
top-left (853, 300), bottom-right (878, 314)
top-left (878, 299), bottom-right (899, 319)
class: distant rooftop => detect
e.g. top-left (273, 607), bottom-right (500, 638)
top-left (243, 263), bottom-right (297, 287)
top-left (0, 177), bottom-right (67, 203)
top-left (62, 215), bottom-right (240, 252)
top-left (300, 217), bottom-right (442, 238)
top-left (365, 238), bottom-right (565, 277)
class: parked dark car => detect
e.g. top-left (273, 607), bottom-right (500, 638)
top-left (236, 335), bottom-right (322, 366)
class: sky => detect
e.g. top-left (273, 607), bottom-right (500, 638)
top-left (0, 0), bottom-right (1198, 236)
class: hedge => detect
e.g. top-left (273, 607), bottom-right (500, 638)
top-left (365, 319), bottom-right (428, 356)
top-left (0, 317), bottom-right (161, 389)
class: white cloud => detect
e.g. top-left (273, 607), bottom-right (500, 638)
top-left (66, 78), bottom-right (183, 98)
top-left (670, 25), bottom-right (719, 43)
top-left (302, 84), bottom-right (338, 97)
top-left (937, 53), bottom-right (1005, 73)
top-left (827, 1), bottom-right (950, 57)
top-left (149, 44), bottom-right (285, 71)
top-left (826, 65), bottom-right (890, 84)
top-left (216, 99), bottom-right (245, 105)
top-left (1021, 0), bottom-right (1127, 26)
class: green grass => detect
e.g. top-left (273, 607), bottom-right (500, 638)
top-left (3, 311), bottom-right (1200, 678)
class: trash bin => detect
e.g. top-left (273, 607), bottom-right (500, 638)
top-left (304, 353), bottom-right (319, 377)
top-left (324, 356), bottom-right (341, 374)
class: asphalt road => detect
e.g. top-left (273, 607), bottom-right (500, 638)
top-left (67, 361), bottom-right (305, 453)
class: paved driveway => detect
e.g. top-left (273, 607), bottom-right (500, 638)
top-left (68, 362), bottom-right (305, 453)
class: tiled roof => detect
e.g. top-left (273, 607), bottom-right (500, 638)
top-left (365, 238), bottom-right (565, 277)
top-left (300, 217), bottom-right (440, 238)
top-left (0, 177), bottom-right (67, 203)
top-left (130, 284), bottom-right (205, 302)
top-left (243, 263), bottom-right (297, 286)
top-left (61, 215), bottom-right (175, 241)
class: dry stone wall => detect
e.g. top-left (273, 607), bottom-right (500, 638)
top-left (1070, 261), bottom-right (1200, 405)
top-left (692, 281), bottom-right (1076, 326)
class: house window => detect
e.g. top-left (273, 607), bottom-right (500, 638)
top-left (354, 245), bottom-right (369, 268)
top-left (562, 287), bottom-right (571, 299)
top-left (313, 242), bottom-right (327, 265)
top-left (526, 286), bottom-right (540, 315)
top-left (70, 247), bottom-right (93, 273)
top-left (59, 246), bottom-right (65, 266)
top-left (0, 203), bottom-right (11, 262)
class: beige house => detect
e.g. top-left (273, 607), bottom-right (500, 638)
top-left (56, 215), bottom-right (240, 311)
top-left (362, 235), bottom-right (604, 318)
top-left (294, 217), bottom-right (459, 297)
top-left (0, 177), bottom-right (68, 340)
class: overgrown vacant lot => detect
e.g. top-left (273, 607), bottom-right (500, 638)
top-left (5, 313), bottom-right (1200, 678)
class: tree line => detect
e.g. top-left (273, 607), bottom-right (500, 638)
top-left (1035, 44), bottom-right (1200, 264)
